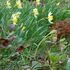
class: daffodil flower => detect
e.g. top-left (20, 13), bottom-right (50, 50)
top-left (11, 12), bottom-right (21, 25)
top-left (48, 12), bottom-right (53, 23)
top-left (12, 17), bottom-right (18, 25)
top-left (33, 8), bottom-right (39, 18)
top-left (36, 0), bottom-right (40, 6)
top-left (16, 0), bottom-right (22, 9)
top-left (6, 0), bottom-right (11, 8)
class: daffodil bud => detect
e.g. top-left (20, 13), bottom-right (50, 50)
top-left (48, 12), bottom-right (53, 23)
top-left (21, 26), bottom-right (26, 31)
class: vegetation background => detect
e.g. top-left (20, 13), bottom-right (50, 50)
top-left (0, 0), bottom-right (70, 70)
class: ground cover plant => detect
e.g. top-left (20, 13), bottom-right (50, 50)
top-left (0, 0), bottom-right (70, 70)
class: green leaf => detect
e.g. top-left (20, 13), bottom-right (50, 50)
top-left (66, 58), bottom-right (70, 70)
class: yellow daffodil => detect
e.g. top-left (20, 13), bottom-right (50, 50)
top-left (21, 26), bottom-right (26, 30)
top-left (16, 0), bottom-right (22, 9)
top-left (33, 8), bottom-right (39, 18)
top-left (36, 0), bottom-right (40, 6)
top-left (12, 12), bottom-right (21, 18)
top-left (12, 17), bottom-right (18, 25)
top-left (48, 12), bottom-right (53, 23)
top-left (6, 0), bottom-right (11, 8)
top-left (12, 12), bottom-right (21, 25)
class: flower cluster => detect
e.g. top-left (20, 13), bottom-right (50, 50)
top-left (6, 0), bottom-right (23, 9)
top-left (33, 8), bottom-right (53, 23)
